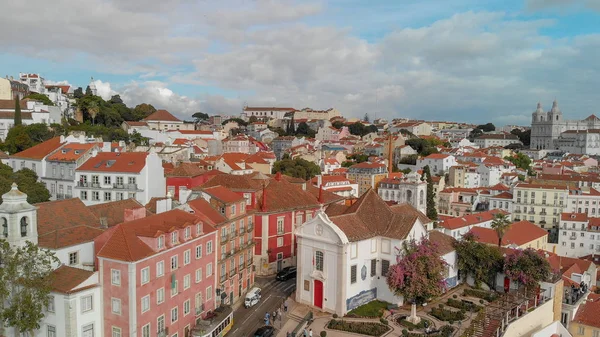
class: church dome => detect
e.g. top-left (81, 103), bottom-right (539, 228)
top-left (550, 99), bottom-right (561, 114)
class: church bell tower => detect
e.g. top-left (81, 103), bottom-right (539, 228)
top-left (0, 183), bottom-right (38, 247)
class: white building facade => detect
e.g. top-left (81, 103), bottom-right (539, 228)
top-left (557, 213), bottom-right (600, 258)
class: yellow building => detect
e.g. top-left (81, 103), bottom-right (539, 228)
top-left (347, 161), bottom-right (388, 196)
top-left (568, 297), bottom-right (600, 337)
top-left (513, 183), bottom-right (568, 232)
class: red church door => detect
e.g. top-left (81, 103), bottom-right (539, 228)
top-left (313, 280), bottom-right (323, 309)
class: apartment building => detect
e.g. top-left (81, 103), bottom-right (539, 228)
top-left (142, 109), bottom-right (195, 131)
top-left (43, 143), bottom-right (101, 200)
top-left (565, 188), bottom-right (600, 217)
top-left (512, 183), bottom-right (569, 237)
top-left (558, 213), bottom-right (600, 258)
top-left (96, 209), bottom-right (224, 337)
top-left (416, 154), bottom-right (457, 175)
top-left (435, 209), bottom-right (509, 239)
top-left (377, 172), bottom-right (427, 214)
top-left (75, 152), bottom-right (166, 206)
top-left (347, 161), bottom-right (388, 196)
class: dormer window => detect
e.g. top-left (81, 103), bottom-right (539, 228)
top-left (196, 224), bottom-right (201, 235)
top-left (158, 235), bottom-right (165, 249)
top-left (171, 231), bottom-right (178, 244)
top-left (231, 205), bottom-right (236, 215)
top-left (184, 227), bottom-right (191, 239)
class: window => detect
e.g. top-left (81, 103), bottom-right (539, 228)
top-left (115, 192), bottom-right (124, 201)
top-left (47, 295), bottom-right (55, 312)
top-left (184, 299), bottom-right (190, 315)
top-left (47, 325), bottom-right (56, 337)
top-left (80, 191), bottom-right (88, 200)
top-left (157, 261), bottom-right (164, 277)
top-left (141, 267), bottom-right (150, 284)
top-left (315, 251), bottom-right (324, 271)
top-left (206, 263), bottom-right (213, 277)
top-left (371, 259), bottom-right (377, 277)
top-left (196, 268), bottom-right (203, 283)
top-left (141, 295), bottom-right (150, 313)
top-left (277, 237), bottom-right (283, 247)
top-left (171, 231), bottom-right (178, 244)
top-left (142, 324), bottom-right (150, 337)
top-left (111, 269), bottom-right (121, 286)
top-left (578, 326), bottom-right (585, 335)
top-left (104, 192), bottom-right (112, 201)
top-left (69, 252), bottom-right (78, 265)
top-left (128, 176), bottom-right (136, 185)
top-left (171, 306), bottom-right (178, 323)
top-left (116, 176), bottom-right (124, 185)
top-left (381, 259), bottom-right (390, 276)
top-left (111, 298), bottom-right (121, 314)
top-left (171, 280), bottom-right (179, 297)
top-left (593, 330), bottom-right (600, 337)
top-left (104, 176), bottom-right (111, 185)
top-left (196, 224), bottom-right (201, 235)
top-left (184, 250), bottom-right (191, 265)
top-left (81, 295), bottom-right (93, 312)
top-left (129, 192), bottom-right (136, 199)
top-left (171, 256), bottom-right (178, 270)
top-left (350, 265), bottom-right (357, 284)
top-left (158, 236), bottom-right (165, 249)
top-left (82, 324), bottom-right (94, 337)
top-left (92, 191), bottom-right (99, 201)
top-left (207, 241), bottom-right (213, 254)
top-left (157, 316), bottom-right (165, 335)
top-left (157, 288), bottom-right (165, 304)
top-left (277, 218), bottom-right (284, 234)
top-left (231, 204), bottom-right (236, 215)
top-left (184, 274), bottom-right (191, 290)
top-left (92, 175), bottom-right (99, 184)
top-left (112, 327), bottom-right (121, 337)
top-left (206, 286), bottom-right (213, 300)
top-left (196, 245), bottom-right (203, 259)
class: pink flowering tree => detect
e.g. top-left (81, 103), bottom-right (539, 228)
top-left (503, 248), bottom-right (552, 292)
top-left (387, 237), bottom-right (447, 323)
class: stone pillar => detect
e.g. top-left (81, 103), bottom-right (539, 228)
top-left (409, 303), bottom-right (421, 324)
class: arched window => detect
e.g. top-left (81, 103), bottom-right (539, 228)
top-left (20, 217), bottom-right (28, 237)
top-left (419, 190), bottom-right (425, 205)
top-left (2, 217), bottom-right (7, 238)
top-left (406, 190), bottom-right (413, 203)
top-left (315, 251), bottom-right (324, 271)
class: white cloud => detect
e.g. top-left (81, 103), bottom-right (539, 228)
top-left (92, 80), bottom-right (118, 101)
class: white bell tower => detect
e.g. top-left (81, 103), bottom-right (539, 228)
top-left (0, 183), bottom-right (38, 247)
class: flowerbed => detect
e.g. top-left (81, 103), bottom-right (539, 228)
top-left (463, 289), bottom-right (498, 302)
top-left (429, 307), bottom-right (465, 322)
top-left (328, 319), bottom-right (391, 336)
top-left (346, 300), bottom-right (390, 318)
top-left (397, 317), bottom-right (432, 330)
top-left (446, 298), bottom-right (482, 312)
top-left (401, 325), bottom-right (455, 337)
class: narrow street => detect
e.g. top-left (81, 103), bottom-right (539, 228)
top-left (230, 276), bottom-right (296, 337)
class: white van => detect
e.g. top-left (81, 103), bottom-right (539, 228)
top-left (245, 287), bottom-right (262, 308)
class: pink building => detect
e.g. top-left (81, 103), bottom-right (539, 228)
top-left (96, 209), bottom-right (231, 337)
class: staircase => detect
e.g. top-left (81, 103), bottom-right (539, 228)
top-left (288, 312), bottom-right (305, 323)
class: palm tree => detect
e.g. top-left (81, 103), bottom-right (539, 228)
top-left (87, 101), bottom-right (99, 125)
top-left (491, 213), bottom-right (511, 247)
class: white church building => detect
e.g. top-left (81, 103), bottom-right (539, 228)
top-left (294, 189), bottom-right (458, 315)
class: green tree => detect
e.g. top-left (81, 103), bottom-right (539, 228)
top-left (24, 93), bottom-right (54, 106)
top-left (109, 95), bottom-right (123, 104)
top-left (387, 238), bottom-right (447, 323)
top-left (331, 121), bottom-right (344, 129)
top-left (73, 87), bottom-right (84, 99)
top-left (132, 103), bottom-right (156, 121)
top-left (503, 248), bottom-right (553, 291)
top-left (296, 122), bottom-right (315, 137)
top-left (272, 157), bottom-right (320, 180)
top-left (129, 130), bottom-right (149, 146)
top-left (422, 165), bottom-right (438, 220)
top-left (248, 116), bottom-right (258, 123)
top-left (491, 213), bottom-right (512, 247)
top-left (0, 166), bottom-right (50, 204)
top-left (504, 153), bottom-right (532, 171)
top-left (222, 118), bottom-right (248, 127)
top-left (13, 97), bottom-right (22, 126)
top-left (0, 239), bottom-right (60, 336)
top-left (399, 154), bottom-right (417, 165)
top-left (454, 233), bottom-right (504, 289)
top-left (271, 127), bottom-right (286, 137)
top-left (192, 112), bottom-right (209, 121)
top-left (468, 128), bottom-right (483, 141)
top-left (1, 126), bottom-right (32, 155)
top-left (476, 123), bottom-right (496, 132)
top-left (85, 85), bottom-right (93, 96)
top-left (511, 129), bottom-right (531, 146)
top-left (87, 101), bottom-right (99, 125)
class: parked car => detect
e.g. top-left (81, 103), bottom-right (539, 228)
top-left (253, 326), bottom-right (275, 337)
top-left (276, 267), bottom-right (297, 281)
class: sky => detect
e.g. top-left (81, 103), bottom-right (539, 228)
top-left (1, 0), bottom-right (599, 124)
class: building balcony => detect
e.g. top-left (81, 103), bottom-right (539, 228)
top-left (220, 274), bottom-right (227, 283)
top-left (569, 235), bottom-right (577, 240)
top-left (157, 329), bottom-right (168, 337)
top-left (195, 303), bottom-right (205, 316)
top-left (56, 193), bottom-right (64, 200)
top-left (220, 235), bottom-right (229, 244)
top-left (540, 212), bottom-right (547, 216)
top-left (528, 210), bottom-right (536, 214)
top-left (247, 258), bottom-right (253, 266)
top-left (113, 183), bottom-right (138, 190)
top-left (247, 225), bottom-right (253, 233)
top-left (239, 227), bottom-right (245, 233)
top-left (229, 268), bottom-right (237, 278)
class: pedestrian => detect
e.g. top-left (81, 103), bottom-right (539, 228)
top-left (287, 332), bottom-right (291, 337)
top-left (284, 300), bottom-right (288, 312)
top-left (277, 308), bottom-right (282, 319)
top-left (303, 328), bottom-right (308, 337)
top-left (309, 328), bottom-right (313, 337)
top-left (273, 311), bottom-right (277, 320)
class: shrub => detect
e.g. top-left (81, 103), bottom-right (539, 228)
top-left (347, 300), bottom-right (390, 318)
top-left (397, 317), bottom-right (432, 330)
top-left (463, 289), bottom-right (498, 302)
top-left (402, 329), bottom-right (408, 336)
top-left (429, 307), bottom-right (465, 322)
top-left (439, 303), bottom-right (444, 309)
top-left (327, 319), bottom-right (391, 336)
top-left (332, 314), bottom-right (338, 319)
top-left (480, 299), bottom-right (484, 304)
top-left (446, 298), bottom-right (482, 312)
top-left (408, 327), bottom-right (414, 331)
top-left (440, 325), bottom-right (455, 337)
top-left (380, 318), bottom-right (388, 325)
top-left (320, 331), bottom-right (327, 337)
top-left (453, 294), bottom-right (458, 299)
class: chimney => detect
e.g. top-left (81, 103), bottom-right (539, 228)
top-left (124, 207), bottom-right (146, 222)
top-left (275, 171), bottom-right (282, 181)
top-left (261, 183), bottom-right (267, 211)
top-left (99, 216), bottom-right (108, 229)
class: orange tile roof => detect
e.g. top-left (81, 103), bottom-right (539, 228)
top-left (199, 173), bottom-right (264, 191)
top-left (166, 162), bottom-right (206, 177)
top-left (515, 182), bottom-right (569, 190)
top-left (46, 143), bottom-right (96, 162)
top-left (438, 209), bottom-right (508, 230)
top-left (0, 99), bottom-right (28, 110)
top-left (51, 265), bottom-right (96, 294)
top-left (77, 152), bottom-right (148, 173)
top-left (187, 197), bottom-right (227, 225)
top-left (490, 191), bottom-right (513, 199)
top-left (561, 212), bottom-right (588, 222)
top-left (97, 209), bottom-right (213, 262)
top-left (143, 109), bottom-right (181, 122)
top-left (429, 231), bottom-right (457, 255)
top-left (36, 198), bottom-right (103, 249)
top-left (470, 220), bottom-right (548, 246)
top-left (10, 137), bottom-right (64, 160)
top-left (258, 178), bottom-right (321, 212)
top-left (574, 298), bottom-right (600, 327)
top-left (202, 185), bottom-right (245, 204)
top-left (423, 153), bottom-right (450, 160)
top-left (88, 198), bottom-right (147, 227)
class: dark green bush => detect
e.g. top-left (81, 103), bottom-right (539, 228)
top-left (429, 307), bottom-right (465, 322)
top-left (327, 319), bottom-right (390, 336)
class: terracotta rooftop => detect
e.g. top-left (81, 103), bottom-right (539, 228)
top-left (429, 231), bottom-right (457, 255)
top-left (46, 143), bottom-right (96, 162)
top-left (187, 198), bottom-right (227, 225)
top-left (77, 152), bottom-right (148, 173)
top-left (490, 191), bottom-right (513, 200)
top-left (10, 137), bottom-right (64, 160)
top-left (166, 162), bottom-right (206, 177)
top-left (199, 173), bottom-right (264, 191)
top-left (0, 99), bottom-right (28, 110)
top-left (438, 209), bottom-right (508, 230)
top-left (202, 185), bottom-right (246, 204)
top-left (88, 198), bottom-right (147, 227)
top-left (561, 212), bottom-right (588, 222)
top-left (51, 265), bottom-right (96, 294)
top-left (573, 296), bottom-right (600, 328)
top-left (325, 189), bottom-right (430, 242)
top-left (124, 121), bottom-right (149, 127)
top-left (36, 198), bottom-right (103, 249)
top-left (469, 220), bottom-right (548, 247)
top-left (423, 153), bottom-right (451, 160)
top-left (143, 109), bottom-right (181, 122)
